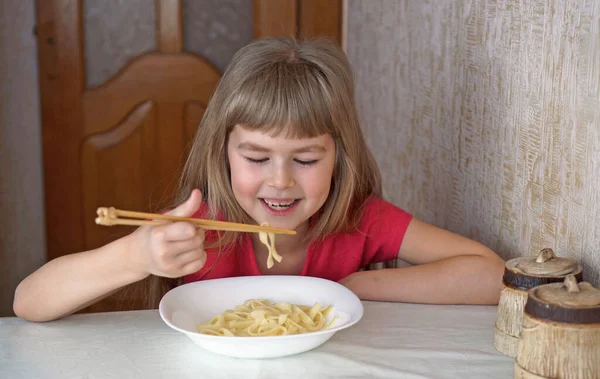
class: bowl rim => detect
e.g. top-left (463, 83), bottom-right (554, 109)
top-left (158, 275), bottom-right (364, 341)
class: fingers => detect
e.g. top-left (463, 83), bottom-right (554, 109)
top-left (166, 189), bottom-right (203, 218)
top-left (177, 245), bottom-right (207, 276)
top-left (181, 257), bottom-right (207, 276)
top-left (156, 247), bottom-right (206, 278)
top-left (154, 222), bottom-right (198, 242)
top-left (168, 232), bottom-right (205, 255)
top-left (147, 222), bottom-right (206, 277)
top-left (150, 225), bottom-right (204, 255)
top-left (154, 188), bottom-right (205, 241)
top-left (139, 189), bottom-right (208, 278)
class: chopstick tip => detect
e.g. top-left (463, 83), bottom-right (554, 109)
top-left (96, 207), bottom-right (118, 226)
top-left (96, 207), bottom-right (117, 218)
top-left (95, 216), bottom-right (115, 226)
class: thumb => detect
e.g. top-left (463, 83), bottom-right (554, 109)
top-left (167, 189), bottom-right (203, 218)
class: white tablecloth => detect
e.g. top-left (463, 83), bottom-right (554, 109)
top-left (0, 301), bottom-right (513, 378)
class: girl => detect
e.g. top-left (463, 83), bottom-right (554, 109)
top-left (14, 38), bottom-right (505, 322)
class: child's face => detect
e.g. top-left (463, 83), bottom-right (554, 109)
top-left (227, 124), bottom-right (336, 231)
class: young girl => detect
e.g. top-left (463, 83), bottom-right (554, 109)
top-left (14, 38), bottom-right (505, 322)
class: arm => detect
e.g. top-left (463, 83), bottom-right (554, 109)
top-left (13, 189), bottom-right (207, 322)
top-left (13, 237), bottom-right (147, 322)
top-left (340, 218), bottom-right (505, 305)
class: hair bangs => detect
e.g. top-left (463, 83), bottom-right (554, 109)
top-left (225, 61), bottom-right (336, 139)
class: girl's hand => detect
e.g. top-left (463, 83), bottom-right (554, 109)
top-left (126, 189), bottom-right (207, 279)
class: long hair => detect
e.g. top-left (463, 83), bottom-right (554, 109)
top-left (147, 38), bottom-right (382, 308)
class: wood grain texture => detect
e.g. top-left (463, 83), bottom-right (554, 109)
top-left (346, 0), bottom-right (600, 285)
top-left (36, 0), bottom-right (87, 262)
top-left (157, 0), bottom-right (183, 53)
top-left (83, 52), bottom-right (219, 135)
top-left (253, 0), bottom-right (297, 39)
top-left (299, 0), bottom-right (343, 44)
top-left (80, 52), bottom-right (219, 312)
top-left (516, 310), bottom-right (600, 378)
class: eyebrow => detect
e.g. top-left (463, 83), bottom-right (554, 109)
top-left (237, 142), bottom-right (326, 153)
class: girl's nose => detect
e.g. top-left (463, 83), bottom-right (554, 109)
top-left (268, 164), bottom-right (296, 190)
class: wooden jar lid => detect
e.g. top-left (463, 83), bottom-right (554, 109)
top-left (524, 275), bottom-right (600, 324)
top-left (503, 248), bottom-right (582, 290)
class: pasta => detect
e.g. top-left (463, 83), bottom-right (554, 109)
top-left (197, 299), bottom-right (338, 337)
top-left (259, 223), bottom-right (283, 269)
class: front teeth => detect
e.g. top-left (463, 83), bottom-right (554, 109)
top-left (264, 199), bottom-right (296, 209)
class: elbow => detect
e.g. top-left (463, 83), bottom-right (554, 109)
top-left (12, 303), bottom-right (38, 322)
top-left (463, 249), bottom-right (505, 305)
top-left (13, 282), bottom-right (35, 321)
top-left (12, 283), bottom-right (32, 321)
top-left (483, 253), bottom-right (505, 305)
top-left (13, 282), bottom-right (54, 322)
top-left (13, 300), bottom-right (55, 323)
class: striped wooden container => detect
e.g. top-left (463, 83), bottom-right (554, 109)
top-left (493, 248), bottom-right (583, 357)
top-left (514, 275), bottom-right (600, 378)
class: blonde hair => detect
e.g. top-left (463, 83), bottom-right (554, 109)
top-left (148, 38), bottom-right (381, 307)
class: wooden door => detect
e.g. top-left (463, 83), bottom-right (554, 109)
top-left (254, 0), bottom-right (343, 44)
top-left (36, 0), bottom-right (342, 313)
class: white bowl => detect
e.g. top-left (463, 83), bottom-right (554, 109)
top-left (158, 275), bottom-right (363, 359)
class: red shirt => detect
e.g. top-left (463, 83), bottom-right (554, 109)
top-left (184, 197), bottom-right (412, 283)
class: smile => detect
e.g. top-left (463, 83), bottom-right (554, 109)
top-left (261, 198), bottom-right (300, 210)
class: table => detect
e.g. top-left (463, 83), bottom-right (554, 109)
top-left (0, 302), bottom-right (514, 378)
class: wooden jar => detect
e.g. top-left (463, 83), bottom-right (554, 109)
top-left (514, 275), bottom-right (600, 378)
top-left (493, 248), bottom-right (583, 357)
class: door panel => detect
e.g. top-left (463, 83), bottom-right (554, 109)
top-left (80, 51), bottom-right (217, 311)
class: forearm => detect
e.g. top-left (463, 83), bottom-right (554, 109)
top-left (342, 255), bottom-right (504, 305)
top-left (13, 236), bottom-right (148, 322)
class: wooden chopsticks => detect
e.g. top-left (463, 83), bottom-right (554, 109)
top-left (95, 207), bottom-right (296, 235)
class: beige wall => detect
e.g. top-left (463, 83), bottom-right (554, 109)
top-left (347, 0), bottom-right (600, 285)
top-left (0, 0), bottom-right (46, 316)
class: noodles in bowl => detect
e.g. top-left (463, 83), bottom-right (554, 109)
top-left (197, 299), bottom-right (338, 337)
top-left (158, 276), bottom-right (363, 359)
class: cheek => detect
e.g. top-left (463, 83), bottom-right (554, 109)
top-left (301, 165), bottom-right (334, 197)
top-left (229, 158), bottom-right (261, 197)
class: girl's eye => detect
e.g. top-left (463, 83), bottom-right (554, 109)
top-left (244, 157), bottom-right (268, 164)
top-left (294, 159), bottom-right (318, 166)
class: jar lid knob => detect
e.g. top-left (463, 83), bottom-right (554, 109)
top-left (564, 274), bottom-right (580, 293)
top-left (535, 248), bottom-right (556, 263)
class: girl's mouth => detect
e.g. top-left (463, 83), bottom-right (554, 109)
top-left (260, 198), bottom-right (301, 215)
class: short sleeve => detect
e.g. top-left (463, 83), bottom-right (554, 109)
top-left (359, 197), bottom-right (413, 266)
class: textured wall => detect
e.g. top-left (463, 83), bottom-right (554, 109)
top-left (347, 0), bottom-right (600, 285)
top-left (0, 0), bottom-right (46, 316)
